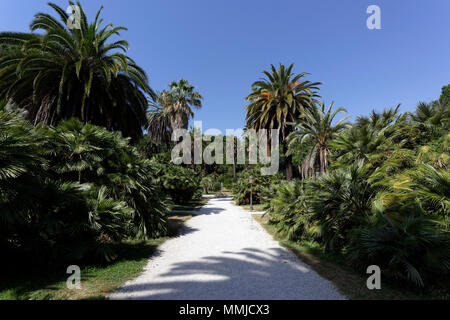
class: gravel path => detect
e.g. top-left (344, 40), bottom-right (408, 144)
top-left (108, 197), bottom-right (345, 300)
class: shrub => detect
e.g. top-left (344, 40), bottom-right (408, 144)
top-left (232, 168), bottom-right (282, 205)
top-left (267, 180), bottom-right (313, 240)
top-left (154, 163), bottom-right (201, 204)
top-left (348, 201), bottom-right (450, 287)
top-left (309, 164), bottom-right (376, 253)
top-left (1, 117), bottom-right (170, 269)
top-left (39, 119), bottom-right (170, 239)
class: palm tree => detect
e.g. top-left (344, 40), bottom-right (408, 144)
top-left (146, 91), bottom-right (173, 146)
top-left (287, 102), bottom-right (350, 178)
top-left (165, 79), bottom-right (203, 131)
top-left (332, 106), bottom-right (407, 168)
top-left (412, 100), bottom-right (449, 129)
top-left (0, 1), bottom-right (154, 141)
top-left (245, 63), bottom-right (321, 179)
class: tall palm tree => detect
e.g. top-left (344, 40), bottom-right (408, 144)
top-left (245, 63), bottom-right (321, 179)
top-left (165, 79), bottom-right (203, 131)
top-left (287, 102), bottom-right (350, 178)
top-left (146, 91), bottom-right (173, 145)
top-left (0, 1), bottom-right (154, 141)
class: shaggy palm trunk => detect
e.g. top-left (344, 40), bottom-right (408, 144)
top-left (285, 154), bottom-right (294, 180)
top-left (283, 127), bottom-right (294, 180)
top-left (319, 147), bottom-right (329, 175)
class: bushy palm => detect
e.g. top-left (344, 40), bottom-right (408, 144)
top-left (0, 110), bottom-right (137, 265)
top-left (331, 107), bottom-right (407, 168)
top-left (0, 106), bottom-right (44, 243)
top-left (0, 1), bottom-right (154, 140)
top-left (268, 180), bottom-right (313, 240)
top-left (309, 164), bottom-right (376, 253)
top-left (348, 201), bottom-right (450, 287)
top-left (39, 119), bottom-right (170, 239)
top-left (378, 164), bottom-right (450, 217)
top-left (412, 100), bottom-right (449, 129)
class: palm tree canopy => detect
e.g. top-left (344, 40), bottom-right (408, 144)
top-left (165, 79), bottom-right (203, 130)
top-left (0, 1), bottom-right (155, 141)
top-left (245, 63), bottom-right (321, 139)
top-left (287, 102), bottom-right (351, 176)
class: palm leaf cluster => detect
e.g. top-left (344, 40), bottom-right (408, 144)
top-left (0, 107), bottom-right (171, 269)
top-left (0, 1), bottom-right (154, 141)
top-left (146, 79), bottom-right (203, 149)
top-left (260, 85), bottom-right (450, 287)
top-left (287, 102), bottom-right (351, 177)
top-left (245, 63), bottom-right (321, 179)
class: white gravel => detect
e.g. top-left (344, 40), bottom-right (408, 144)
top-left (108, 197), bottom-right (345, 300)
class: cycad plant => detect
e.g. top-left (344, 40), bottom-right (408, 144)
top-left (0, 1), bottom-right (154, 140)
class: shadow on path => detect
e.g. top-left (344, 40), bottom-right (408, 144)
top-left (114, 247), bottom-right (342, 300)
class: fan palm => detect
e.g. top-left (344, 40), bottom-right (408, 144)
top-left (348, 201), bottom-right (450, 287)
top-left (245, 63), bottom-right (321, 179)
top-left (332, 107), bottom-right (407, 168)
top-left (309, 163), bottom-right (376, 253)
top-left (287, 102), bottom-right (350, 177)
top-left (146, 91), bottom-right (173, 145)
top-left (165, 79), bottom-right (203, 131)
top-left (0, 1), bottom-right (154, 141)
top-left (268, 180), bottom-right (313, 240)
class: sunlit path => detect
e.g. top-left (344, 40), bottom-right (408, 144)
top-left (109, 197), bottom-right (345, 300)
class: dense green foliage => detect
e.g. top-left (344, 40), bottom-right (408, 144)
top-left (232, 168), bottom-right (282, 205)
top-left (154, 162), bottom-right (202, 204)
top-left (0, 2), bottom-right (153, 141)
top-left (263, 90), bottom-right (450, 288)
top-left (0, 108), bottom-right (174, 269)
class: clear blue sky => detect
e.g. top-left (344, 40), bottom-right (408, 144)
top-left (1, 0), bottom-right (449, 132)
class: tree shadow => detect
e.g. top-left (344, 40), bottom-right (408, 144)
top-left (111, 247), bottom-right (344, 300)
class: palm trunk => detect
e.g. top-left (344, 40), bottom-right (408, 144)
top-left (283, 126), bottom-right (294, 180)
top-left (319, 147), bottom-right (328, 175)
top-left (286, 155), bottom-right (294, 180)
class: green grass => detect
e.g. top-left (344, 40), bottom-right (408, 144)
top-left (171, 197), bottom-right (209, 211)
top-left (239, 203), bottom-right (267, 212)
top-left (253, 214), bottom-right (450, 300)
top-left (0, 214), bottom-right (193, 300)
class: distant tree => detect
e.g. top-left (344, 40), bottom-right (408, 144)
top-left (440, 84), bottom-right (450, 105)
